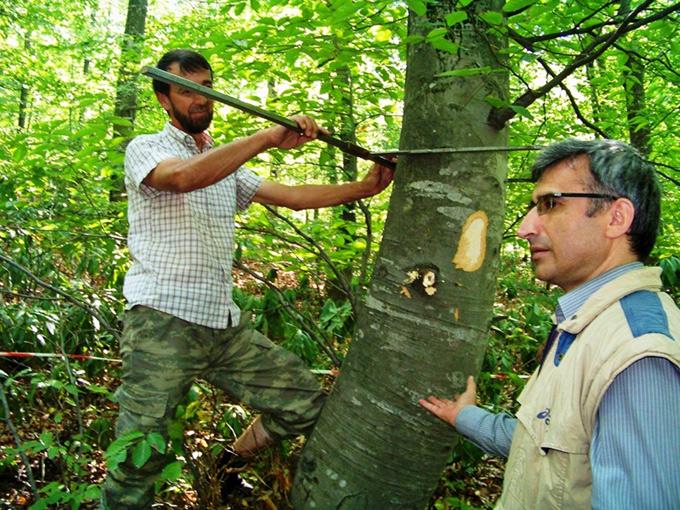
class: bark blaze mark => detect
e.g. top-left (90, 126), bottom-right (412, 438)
top-left (400, 265), bottom-right (438, 298)
top-left (452, 210), bottom-right (488, 272)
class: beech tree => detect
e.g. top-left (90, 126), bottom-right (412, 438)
top-left (291, 1), bottom-right (680, 507)
top-left (291, 1), bottom-right (508, 507)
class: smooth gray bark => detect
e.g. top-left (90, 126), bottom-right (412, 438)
top-left (292, 2), bottom-right (508, 508)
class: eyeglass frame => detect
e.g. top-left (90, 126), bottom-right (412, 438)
top-left (528, 192), bottom-right (620, 215)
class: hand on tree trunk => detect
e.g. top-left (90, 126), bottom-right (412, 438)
top-left (419, 375), bottom-right (477, 427)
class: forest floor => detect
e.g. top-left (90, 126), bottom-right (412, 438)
top-left (1, 264), bottom-right (506, 509)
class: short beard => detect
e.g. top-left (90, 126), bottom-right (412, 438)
top-left (169, 101), bottom-right (213, 134)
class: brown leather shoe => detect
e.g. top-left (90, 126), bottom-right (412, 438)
top-left (232, 416), bottom-right (274, 458)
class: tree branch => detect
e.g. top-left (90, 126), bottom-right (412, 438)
top-left (536, 57), bottom-right (611, 138)
top-left (506, 0), bottom-right (620, 48)
top-left (233, 260), bottom-right (341, 366)
top-left (0, 383), bottom-right (40, 501)
top-left (260, 205), bottom-right (357, 312)
top-left (488, 2), bottom-right (680, 129)
top-left (0, 253), bottom-right (120, 342)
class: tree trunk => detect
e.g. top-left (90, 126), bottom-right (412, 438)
top-left (110, 0), bottom-right (148, 201)
top-left (618, 0), bottom-right (650, 156)
top-left (18, 33), bottom-right (31, 130)
top-left (291, 2), bottom-right (508, 508)
top-left (623, 51), bottom-right (649, 155)
top-left (327, 63), bottom-right (359, 303)
top-left (113, 0), bottom-right (148, 131)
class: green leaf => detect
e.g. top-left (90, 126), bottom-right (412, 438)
top-left (13, 145), bottom-right (28, 163)
top-left (167, 420), bottom-right (184, 442)
top-left (132, 439), bottom-right (152, 468)
top-left (146, 432), bottom-right (166, 454)
top-left (445, 11), bottom-right (467, 26)
top-left (427, 28), bottom-right (459, 54)
top-left (480, 11), bottom-right (504, 25)
top-left (484, 95), bottom-right (508, 108)
top-left (85, 384), bottom-right (113, 398)
top-left (503, 0), bottom-right (536, 12)
top-left (436, 66), bottom-right (501, 77)
top-left (406, 0), bottom-right (426, 16)
top-left (373, 26), bottom-right (393, 42)
top-left (160, 461), bottom-right (183, 482)
top-left (427, 28), bottom-right (447, 40)
top-left (105, 431), bottom-right (144, 457)
top-left (107, 448), bottom-right (127, 470)
top-left (510, 104), bottom-right (534, 119)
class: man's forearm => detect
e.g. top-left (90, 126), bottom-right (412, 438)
top-left (253, 163), bottom-right (392, 210)
top-left (146, 130), bottom-right (275, 193)
top-left (455, 405), bottom-right (517, 458)
top-left (254, 181), bottom-right (370, 210)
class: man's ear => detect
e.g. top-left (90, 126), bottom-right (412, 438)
top-left (606, 197), bottom-right (635, 239)
top-left (155, 91), bottom-right (171, 113)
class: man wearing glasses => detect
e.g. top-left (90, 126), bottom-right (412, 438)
top-left (420, 139), bottom-right (680, 508)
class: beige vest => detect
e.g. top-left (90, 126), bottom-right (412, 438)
top-left (496, 268), bottom-right (680, 509)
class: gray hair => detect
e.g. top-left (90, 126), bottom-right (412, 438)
top-left (532, 139), bottom-right (660, 260)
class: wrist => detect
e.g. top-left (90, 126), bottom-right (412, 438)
top-left (352, 180), bottom-right (371, 200)
top-left (256, 127), bottom-right (278, 150)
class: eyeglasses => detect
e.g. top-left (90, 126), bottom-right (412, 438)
top-left (528, 192), bottom-right (620, 215)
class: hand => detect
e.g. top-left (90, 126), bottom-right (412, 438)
top-left (267, 115), bottom-right (328, 150)
top-left (419, 375), bottom-right (477, 427)
top-left (359, 161), bottom-right (395, 197)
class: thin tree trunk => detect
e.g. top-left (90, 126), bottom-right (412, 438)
top-left (327, 63), bottom-right (359, 303)
top-left (619, 0), bottom-right (650, 156)
top-left (18, 33), bottom-right (31, 130)
top-left (291, 2), bottom-right (508, 507)
top-left (623, 51), bottom-right (649, 155)
top-left (110, 0), bottom-right (148, 202)
top-left (113, 0), bottom-right (148, 130)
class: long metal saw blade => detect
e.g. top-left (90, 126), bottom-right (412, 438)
top-left (141, 66), bottom-right (396, 169)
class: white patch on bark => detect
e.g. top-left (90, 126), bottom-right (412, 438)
top-left (447, 371), bottom-right (467, 387)
top-left (364, 295), bottom-right (432, 327)
top-left (407, 180), bottom-right (470, 203)
top-left (452, 210), bottom-right (488, 272)
top-left (436, 205), bottom-right (472, 220)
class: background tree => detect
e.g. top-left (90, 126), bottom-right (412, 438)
top-left (110, 0), bottom-right (149, 201)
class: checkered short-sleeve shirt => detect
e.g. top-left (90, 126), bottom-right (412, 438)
top-left (123, 123), bottom-right (262, 328)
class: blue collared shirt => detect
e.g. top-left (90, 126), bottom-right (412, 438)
top-left (455, 263), bottom-right (680, 508)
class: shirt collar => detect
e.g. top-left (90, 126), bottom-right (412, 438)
top-left (162, 122), bottom-right (213, 152)
top-left (555, 261), bottom-right (644, 323)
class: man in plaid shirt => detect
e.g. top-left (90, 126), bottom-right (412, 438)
top-left (101, 49), bottom-right (394, 509)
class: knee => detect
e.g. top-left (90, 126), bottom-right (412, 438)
top-left (263, 391), bottom-right (326, 438)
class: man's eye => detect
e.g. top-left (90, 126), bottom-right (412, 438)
top-left (535, 195), bottom-right (559, 214)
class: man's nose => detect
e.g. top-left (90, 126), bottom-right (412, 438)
top-left (517, 207), bottom-right (539, 239)
top-left (193, 92), bottom-right (208, 104)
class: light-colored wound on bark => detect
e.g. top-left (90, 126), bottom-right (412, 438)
top-left (452, 210), bottom-right (488, 272)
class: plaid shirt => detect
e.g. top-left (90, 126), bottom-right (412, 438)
top-left (123, 122), bottom-right (262, 328)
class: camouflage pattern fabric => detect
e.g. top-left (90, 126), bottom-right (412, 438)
top-left (101, 305), bottom-right (325, 509)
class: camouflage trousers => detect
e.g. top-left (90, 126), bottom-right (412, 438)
top-left (100, 306), bottom-right (325, 509)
